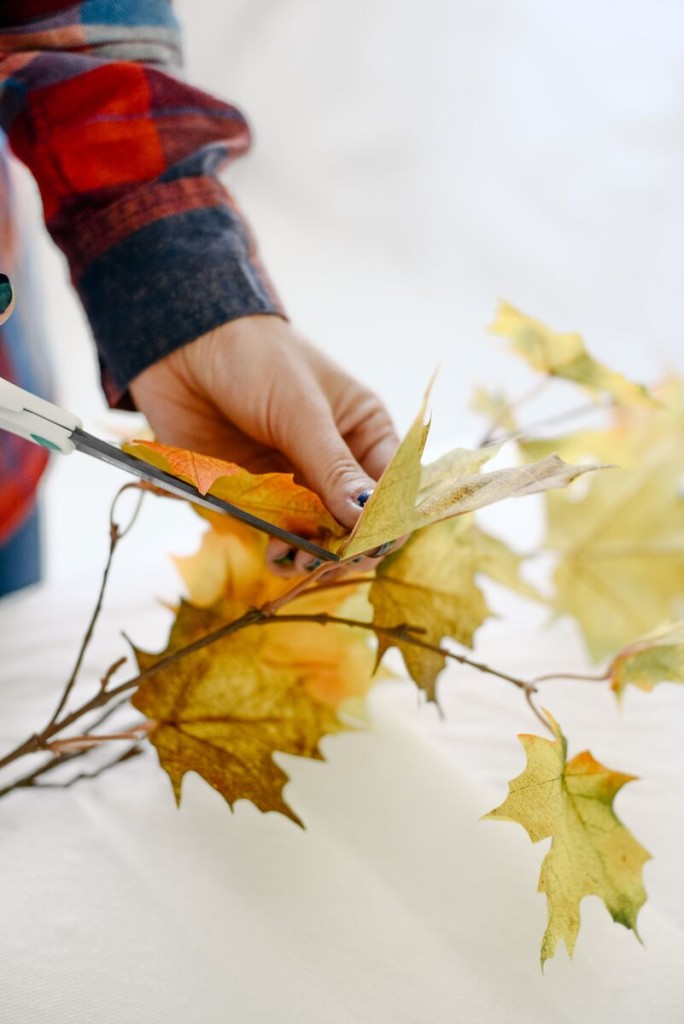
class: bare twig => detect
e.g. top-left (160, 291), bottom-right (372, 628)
top-left (46, 484), bottom-right (144, 728)
top-left (481, 397), bottom-right (608, 448)
top-left (100, 656), bottom-right (127, 691)
top-left (46, 722), bottom-right (153, 754)
top-left (0, 747), bottom-right (90, 799)
top-left (82, 695), bottom-right (135, 735)
top-left (533, 669), bottom-right (610, 683)
top-left (523, 687), bottom-right (555, 734)
top-left (1, 744), bottom-right (143, 796)
top-left (477, 378), bottom-right (550, 446)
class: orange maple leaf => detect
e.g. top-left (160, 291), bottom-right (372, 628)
top-left (124, 439), bottom-right (345, 542)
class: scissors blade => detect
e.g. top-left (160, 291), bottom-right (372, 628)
top-left (71, 427), bottom-right (339, 563)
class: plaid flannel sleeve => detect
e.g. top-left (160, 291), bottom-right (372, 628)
top-left (0, 1), bottom-right (284, 408)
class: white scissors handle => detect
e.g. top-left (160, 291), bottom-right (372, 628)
top-left (0, 375), bottom-right (339, 561)
top-left (0, 376), bottom-right (81, 453)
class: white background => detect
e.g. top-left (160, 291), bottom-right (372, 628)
top-left (14, 0), bottom-right (683, 584)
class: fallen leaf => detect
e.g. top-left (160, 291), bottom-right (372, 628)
top-left (369, 517), bottom-right (540, 700)
top-left (124, 439), bottom-right (344, 543)
top-left (608, 620), bottom-right (684, 695)
top-left (132, 601), bottom-right (352, 824)
top-left (489, 301), bottom-right (651, 406)
top-left (484, 715), bottom-right (650, 967)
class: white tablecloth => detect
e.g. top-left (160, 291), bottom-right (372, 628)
top-left (1, 507), bottom-right (683, 1022)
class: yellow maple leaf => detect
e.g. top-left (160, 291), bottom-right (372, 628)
top-left (489, 301), bottom-right (652, 406)
top-left (172, 519), bottom-right (295, 611)
top-left (132, 600), bottom-right (362, 824)
top-left (608, 620), bottom-right (684, 696)
top-left (522, 379), bottom-right (684, 661)
top-left (484, 715), bottom-right (650, 967)
top-left (341, 383), bottom-right (603, 558)
top-left (369, 517), bottom-right (540, 700)
top-left (470, 384), bottom-right (517, 435)
top-left (171, 513), bottom-right (376, 706)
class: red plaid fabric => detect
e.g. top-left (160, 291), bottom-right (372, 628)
top-left (0, 1), bottom-right (284, 555)
top-left (0, 137), bottom-right (49, 547)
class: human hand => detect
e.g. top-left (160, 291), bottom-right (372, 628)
top-left (129, 315), bottom-right (399, 572)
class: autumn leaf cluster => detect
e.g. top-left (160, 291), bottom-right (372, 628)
top-left (121, 303), bottom-right (683, 967)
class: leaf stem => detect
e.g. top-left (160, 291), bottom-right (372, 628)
top-left (523, 688), bottom-right (555, 734)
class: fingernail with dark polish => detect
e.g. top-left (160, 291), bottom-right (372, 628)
top-left (272, 548), bottom-right (297, 566)
top-left (369, 541), bottom-right (394, 558)
top-left (304, 558), bottom-right (323, 572)
top-left (356, 488), bottom-right (374, 507)
top-left (0, 274), bottom-right (12, 314)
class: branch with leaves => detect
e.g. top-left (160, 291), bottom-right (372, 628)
top-left (1, 303), bottom-right (682, 968)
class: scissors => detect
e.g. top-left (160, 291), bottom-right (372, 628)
top-left (0, 375), bottom-right (339, 563)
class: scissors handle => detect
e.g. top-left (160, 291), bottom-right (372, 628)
top-left (0, 376), bottom-right (81, 452)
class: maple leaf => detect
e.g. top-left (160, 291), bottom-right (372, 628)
top-left (489, 301), bottom-right (651, 406)
top-left (132, 601), bottom-right (351, 824)
top-left (608, 620), bottom-right (684, 696)
top-left (341, 383), bottom-right (603, 558)
top-left (124, 439), bottom-right (344, 542)
top-left (170, 511), bottom-right (377, 706)
top-left (521, 380), bottom-right (684, 660)
top-left (484, 715), bottom-right (650, 967)
top-left (172, 518), bottom-right (296, 611)
top-left (470, 384), bottom-right (517, 435)
top-left (369, 517), bottom-right (540, 700)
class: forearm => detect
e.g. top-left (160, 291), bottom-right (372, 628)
top-left (0, 2), bottom-right (283, 407)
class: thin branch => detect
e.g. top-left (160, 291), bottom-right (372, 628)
top-left (82, 695), bottom-right (135, 735)
top-left (477, 378), bottom-right (550, 446)
top-left (0, 600), bottom-right (537, 787)
top-left (524, 687), bottom-right (555, 734)
top-left (120, 609), bottom-right (531, 694)
top-left (268, 612), bottom-right (536, 692)
top-left (46, 526), bottom-right (117, 728)
top-left (99, 656), bottom-right (128, 691)
top-left (4, 745), bottom-right (142, 795)
top-left (46, 722), bottom-right (153, 754)
top-left (481, 397), bottom-right (608, 448)
top-left (534, 669), bottom-right (610, 683)
top-left (0, 747), bottom-right (91, 799)
top-left (46, 484), bottom-right (144, 728)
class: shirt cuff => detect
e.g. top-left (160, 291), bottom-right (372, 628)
top-left (54, 174), bottom-right (285, 409)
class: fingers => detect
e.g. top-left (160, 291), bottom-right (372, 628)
top-left (266, 542), bottom-right (385, 579)
top-left (271, 392), bottom-right (378, 528)
top-left (132, 317), bottom-right (400, 531)
top-left (266, 533), bottom-right (402, 580)
top-left (258, 354), bottom-right (398, 529)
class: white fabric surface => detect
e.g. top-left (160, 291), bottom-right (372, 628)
top-left (2, 1), bottom-right (684, 1020)
top-left (1, 557), bottom-right (683, 1022)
